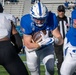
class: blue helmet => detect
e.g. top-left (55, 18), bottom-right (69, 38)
top-left (30, 2), bottom-right (48, 27)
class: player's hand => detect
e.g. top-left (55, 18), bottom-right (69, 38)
top-left (38, 38), bottom-right (54, 46)
top-left (40, 30), bottom-right (49, 39)
top-left (38, 32), bottom-right (54, 46)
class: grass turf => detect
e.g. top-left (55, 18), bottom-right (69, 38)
top-left (0, 54), bottom-right (58, 75)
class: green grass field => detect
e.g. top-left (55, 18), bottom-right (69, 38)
top-left (0, 54), bottom-right (58, 75)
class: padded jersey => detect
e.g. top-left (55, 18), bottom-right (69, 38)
top-left (21, 12), bottom-right (58, 35)
top-left (66, 27), bottom-right (76, 46)
top-left (0, 15), bottom-right (11, 39)
top-left (0, 13), bottom-right (16, 39)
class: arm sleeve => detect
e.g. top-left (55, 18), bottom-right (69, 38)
top-left (20, 15), bottom-right (32, 35)
top-left (10, 33), bottom-right (23, 53)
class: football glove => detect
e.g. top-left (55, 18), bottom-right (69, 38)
top-left (38, 31), bottom-right (54, 46)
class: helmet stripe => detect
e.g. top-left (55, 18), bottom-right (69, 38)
top-left (31, 7), bottom-right (35, 16)
top-left (38, 2), bottom-right (42, 16)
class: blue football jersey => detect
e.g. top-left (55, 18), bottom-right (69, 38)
top-left (66, 9), bottom-right (76, 46)
top-left (66, 27), bottom-right (76, 46)
top-left (20, 12), bottom-right (58, 35)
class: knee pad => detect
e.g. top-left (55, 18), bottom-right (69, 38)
top-left (45, 59), bottom-right (54, 75)
top-left (27, 62), bottom-right (37, 72)
top-left (27, 62), bottom-right (40, 75)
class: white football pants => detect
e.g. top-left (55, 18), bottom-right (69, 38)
top-left (25, 44), bottom-right (55, 75)
top-left (60, 37), bottom-right (76, 75)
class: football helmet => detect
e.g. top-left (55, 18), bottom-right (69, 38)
top-left (30, 2), bottom-right (48, 27)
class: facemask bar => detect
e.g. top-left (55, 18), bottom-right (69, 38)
top-left (31, 16), bottom-right (47, 27)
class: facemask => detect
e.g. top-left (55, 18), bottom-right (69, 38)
top-left (35, 23), bottom-right (43, 27)
top-left (31, 16), bottom-right (47, 27)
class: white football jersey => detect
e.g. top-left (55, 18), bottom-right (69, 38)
top-left (0, 14), bottom-right (11, 39)
top-left (0, 13), bottom-right (16, 25)
top-left (0, 13), bottom-right (17, 39)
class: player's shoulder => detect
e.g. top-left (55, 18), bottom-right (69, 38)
top-left (2, 12), bottom-right (14, 17)
top-left (0, 13), bottom-right (5, 17)
top-left (0, 13), bottom-right (10, 22)
top-left (0, 14), bottom-right (11, 26)
top-left (0, 14), bottom-right (7, 20)
top-left (0, 13), bottom-right (15, 20)
top-left (47, 11), bottom-right (57, 21)
top-left (21, 14), bottom-right (31, 20)
top-left (21, 14), bottom-right (32, 25)
top-left (48, 11), bottom-right (56, 17)
top-left (47, 11), bottom-right (57, 23)
top-left (21, 14), bottom-right (32, 27)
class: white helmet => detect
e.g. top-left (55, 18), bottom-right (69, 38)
top-left (30, 2), bottom-right (48, 27)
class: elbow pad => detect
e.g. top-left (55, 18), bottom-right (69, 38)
top-left (10, 33), bottom-right (23, 53)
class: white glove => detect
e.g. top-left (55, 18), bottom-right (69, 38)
top-left (38, 31), bottom-right (54, 46)
top-left (38, 38), bottom-right (54, 46)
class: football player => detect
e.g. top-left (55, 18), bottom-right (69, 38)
top-left (60, 9), bottom-right (76, 75)
top-left (21, 2), bottom-right (63, 75)
top-left (0, 3), bottom-right (28, 75)
top-left (0, 3), bottom-right (23, 53)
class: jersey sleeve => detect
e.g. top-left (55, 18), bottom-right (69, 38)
top-left (53, 13), bottom-right (58, 30)
top-left (47, 12), bottom-right (58, 31)
top-left (66, 27), bottom-right (76, 46)
top-left (20, 15), bottom-right (32, 35)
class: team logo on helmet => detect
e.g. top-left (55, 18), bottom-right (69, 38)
top-left (30, 2), bottom-right (48, 19)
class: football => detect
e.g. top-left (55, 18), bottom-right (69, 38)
top-left (32, 30), bottom-right (47, 43)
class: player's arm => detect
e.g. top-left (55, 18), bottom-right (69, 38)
top-left (23, 34), bottom-right (40, 49)
top-left (52, 27), bottom-right (63, 45)
top-left (10, 21), bottom-right (23, 53)
top-left (11, 21), bottom-right (18, 34)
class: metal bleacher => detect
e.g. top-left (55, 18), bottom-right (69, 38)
top-left (4, 0), bottom-right (25, 19)
top-left (3, 0), bottom-right (76, 21)
top-left (40, 0), bottom-right (75, 17)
